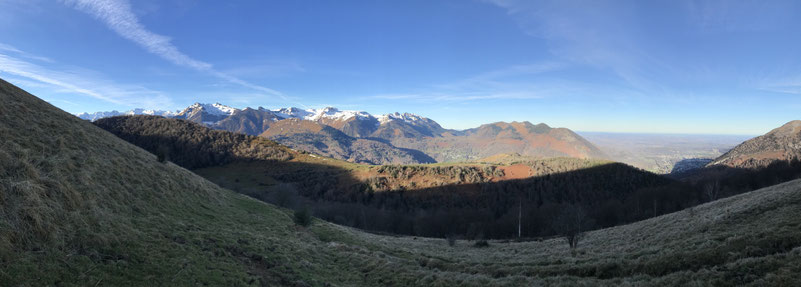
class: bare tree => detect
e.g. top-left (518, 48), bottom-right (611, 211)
top-left (517, 198), bottom-right (522, 239)
top-left (552, 204), bottom-right (591, 250)
top-left (705, 180), bottom-right (720, 202)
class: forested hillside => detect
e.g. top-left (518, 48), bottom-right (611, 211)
top-left (98, 115), bottom-right (698, 239)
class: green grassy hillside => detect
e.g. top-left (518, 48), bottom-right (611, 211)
top-left (2, 78), bottom-right (801, 286)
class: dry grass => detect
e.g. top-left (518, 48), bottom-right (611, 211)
top-left (2, 77), bottom-right (801, 286)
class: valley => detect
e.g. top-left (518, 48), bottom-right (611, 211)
top-left (580, 132), bottom-right (753, 173)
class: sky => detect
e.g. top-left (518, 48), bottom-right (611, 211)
top-left (0, 0), bottom-right (800, 135)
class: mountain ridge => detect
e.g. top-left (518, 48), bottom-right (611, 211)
top-left (78, 103), bottom-right (606, 164)
top-left (708, 120), bottom-right (801, 169)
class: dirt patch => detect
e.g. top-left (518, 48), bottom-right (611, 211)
top-left (496, 164), bottom-right (533, 181)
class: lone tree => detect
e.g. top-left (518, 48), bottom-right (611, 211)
top-left (293, 206), bottom-right (312, 227)
top-left (552, 204), bottom-right (591, 250)
top-left (156, 145), bottom-right (170, 163)
top-left (705, 180), bottom-right (720, 202)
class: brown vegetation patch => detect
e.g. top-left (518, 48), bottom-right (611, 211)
top-left (495, 164), bottom-right (533, 181)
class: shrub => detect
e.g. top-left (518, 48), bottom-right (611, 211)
top-left (473, 240), bottom-right (489, 248)
top-left (156, 145), bottom-right (169, 163)
top-left (294, 207), bottom-right (312, 227)
top-left (446, 235), bottom-right (457, 247)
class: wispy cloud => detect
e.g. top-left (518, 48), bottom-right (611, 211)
top-left (0, 52), bottom-right (172, 108)
top-left (221, 62), bottom-right (306, 78)
top-left (758, 76), bottom-right (801, 95)
top-left (63, 0), bottom-right (291, 101)
top-left (686, 0), bottom-right (801, 32)
top-left (483, 0), bottom-right (801, 96)
top-left (482, 0), bottom-right (663, 91)
top-left (0, 42), bottom-right (54, 63)
top-left (434, 62), bottom-right (564, 91)
top-left (369, 62), bottom-right (564, 102)
top-left (64, 0), bottom-right (210, 70)
top-left (372, 91), bottom-right (546, 102)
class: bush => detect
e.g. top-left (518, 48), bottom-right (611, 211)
top-left (156, 145), bottom-right (169, 163)
top-left (446, 235), bottom-right (457, 247)
top-left (293, 207), bottom-right (312, 227)
top-left (473, 240), bottom-right (489, 248)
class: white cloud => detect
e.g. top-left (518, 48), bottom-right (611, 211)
top-left (0, 52), bottom-right (172, 108)
top-left (63, 0), bottom-right (211, 70)
top-left (64, 0), bottom-right (289, 100)
top-left (0, 42), bottom-right (54, 63)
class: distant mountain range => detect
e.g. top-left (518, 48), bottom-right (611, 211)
top-left (708, 120), bottom-right (801, 169)
top-left (78, 103), bottom-right (606, 164)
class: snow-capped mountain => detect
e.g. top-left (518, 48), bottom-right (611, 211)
top-left (79, 102), bottom-right (605, 164)
top-left (176, 102), bottom-right (238, 117)
top-left (77, 109), bottom-right (178, 121)
top-left (307, 107), bottom-right (374, 121)
top-left (378, 112), bottom-right (427, 125)
top-left (274, 107), bottom-right (313, 120)
top-left (273, 107), bottom-right (374, 122)
top-left (173, 103), bottom-right (239, 125)
top-left (78, 103), bottom-right (427, 129)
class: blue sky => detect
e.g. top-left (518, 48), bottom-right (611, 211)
top-left (0, 0), bottom-right (799, 134)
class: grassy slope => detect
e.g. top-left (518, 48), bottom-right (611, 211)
top-left (2, 78), bottom-right (801, 286)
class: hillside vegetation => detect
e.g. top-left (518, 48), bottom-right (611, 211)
top-left (709, 120), bottom-right (801, 169)
top-left (99, 116), bottom-right (699, 239)
top-left (94, 115), bottom-right (293, 169)
top-left (260, 118), bottom-right (434, 165)
top-left (3, 78), bottom-right (801, 285)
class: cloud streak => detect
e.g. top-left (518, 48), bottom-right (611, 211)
top-left (0, 42), bottom-right (54, 63)
top-left (758, 76), bottom-right (801, 95)
top-left (0, 52), bottom-right (172, 108)
top-left (483, 0), bottom-right (664, 92)
top-left (64, 0), bottom-right (290, 100)
top-left (64, 0), bottom-right (211, 70)
top-left (372, 92), bottom-right (545, 102)
top-left (369, 62), bottom-right (564, 103)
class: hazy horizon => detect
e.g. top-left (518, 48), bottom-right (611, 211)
top-left (1, 0), bottom-right (800, 134)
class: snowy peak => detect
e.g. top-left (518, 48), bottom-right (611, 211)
top-left (308, 107), bottom-right (373, 121)
top-left (274, 107), bottom-right (313, 119)
top-left (77, 103), bottom-right (436, 130)
top-left (272, 106), bottom-right (373, 122)
top-left (379, 112), bottom-right (427, 125)
top-left (179, 102), bottom-right (238, 117)
top-left (77, 109), bottom-right (177, 121)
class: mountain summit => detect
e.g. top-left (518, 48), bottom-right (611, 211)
top-left (708, 120), bottom-right (801, 169)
